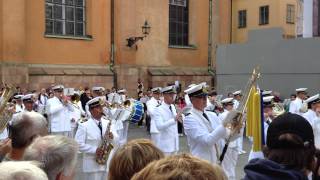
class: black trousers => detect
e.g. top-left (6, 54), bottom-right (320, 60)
top-left (177, 121), bottom-right (183, 134)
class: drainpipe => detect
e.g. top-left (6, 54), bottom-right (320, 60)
top-left (230, 0), bottom-right (233, 43)
top-left (208, 0), bottom-right (216, 87)
top-left (110, 0), bottom-right (117, 89)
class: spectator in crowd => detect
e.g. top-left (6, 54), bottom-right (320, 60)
top-left (5, 112), bottom-right (48, 161)
top-left (24, 135), bottom-right (78, 180)
top-left (80, 87), bottom-right (91, 110)
top-left (108, 139), bottom-right (164, 180)
top-left (244, 113), bottom-right (316, 180)
top-left (131, 153), bottom-right (227, 180)
top-left (0, 161), bottom-right (48, 180)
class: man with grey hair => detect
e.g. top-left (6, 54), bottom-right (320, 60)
top-left (0, 161), bottom-right (48, 180)
top-left (4, 111), bottom-right (48, 161)
top-left (24, 135), bottom-right (78, 180)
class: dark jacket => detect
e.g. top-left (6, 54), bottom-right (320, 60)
top-left (244, 158), bottom-right (308, 180)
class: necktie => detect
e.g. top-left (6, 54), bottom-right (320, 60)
top-left (98, 121), bottom-right (102, 137)
top-left (169, 105), bottom-right (173, 113)
top-left (203, 113), bottom-right (210, 122)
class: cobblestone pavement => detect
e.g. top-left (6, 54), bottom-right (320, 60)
top-left (127, 124), bottom-right (251, 180)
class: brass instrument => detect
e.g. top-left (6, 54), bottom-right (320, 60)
top-left (272, 103), bottom-right (285, 118)
top-left (299, 102), bottom-right (308, 113)
top-left (96, 117), bottom-right (114, 165)
top-left (0, 85), bottom-right (17, 133)
top-left (219, 66), bottom-right (260, 164)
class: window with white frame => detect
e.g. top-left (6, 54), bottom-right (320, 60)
top-left (45, 0), bottom-right (86, 37)
top-left (259, 5), bottom-right (269, 25)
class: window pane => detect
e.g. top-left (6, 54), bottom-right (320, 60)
top-left (76, 0), bottom-right (84, 6)
top-left (76, 8), bottom-right (84, 21)
top-left (75, 22), bottom-right (84, 35)
top-left (66, 7), bottom-right (75, 21)
top-left (66, 22), bottom-right (75, 35)
top-left (66, 0), bottom-right (74, 5)
top-left (54, 5), bottom-right (63, 19)
top-left (45, 20), bottom-right (54, 34)
top-left (169, 1), bottom-right (188, 46)
top-left (45, 4), bottom-right (53, 19)
top-left (54, 21), bottom-right (63, 34)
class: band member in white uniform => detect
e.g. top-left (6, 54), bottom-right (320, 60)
top-left (13, 95), bottom-right (24, 113)
top-left (232, 90), bottom-right (246, 155)
top-left (153, 85), bottom-right (182, 156)
top-left (302, 94), bottom-right (320, 149)
top-left (183, 83), bottom-right (235, 164)
top-left (303, 94), bottom-right (319, 123)
top-left (75, 97), bottom-right (119, 180)
top-left (289, 88), bottom-right (307, 116)
top-left (69, 92), bottom-right (86, 138)
top-left (11, 94), bottom-right (38, 123)
top-left (146, 87), bottom-right (162, 146)
top-left (219, 97), bottom-right (239, 180)
top-left (46, 85), bottom-right (73, 137)
top-left (248, 95), bottom-right (275, 161)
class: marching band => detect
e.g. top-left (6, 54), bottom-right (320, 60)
top-left (0, 81), bottom-right (319, 180)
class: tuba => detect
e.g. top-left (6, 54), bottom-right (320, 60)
top-left (0, 85), bottom-right (17, 133)
top-left (96, 117), bottom-right (114, 165)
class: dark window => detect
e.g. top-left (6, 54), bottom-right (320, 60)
top-left (259, 6), bottom-right (269, 25)
top-left (238, 10), bottom-right (247, 28)
top-left (169, 0), bottom-right (189, 46)
top-left (286, 4), bottom-right (295, 24)
top-left (45, 0), bottom-right (86, 37)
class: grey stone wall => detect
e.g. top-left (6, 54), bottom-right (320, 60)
top-left (216, 28), bottom-right (320, 98)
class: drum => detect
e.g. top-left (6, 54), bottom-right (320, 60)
top-left (129, 100), bottom-right (144, 123)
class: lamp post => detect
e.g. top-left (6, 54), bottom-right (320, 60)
top-left (126, 20), bottom-right (151, 48)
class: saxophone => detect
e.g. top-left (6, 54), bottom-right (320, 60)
top-left (95, 117), bottom-right (114, 165)
top-left (0, 85), bottom-right (17, 133)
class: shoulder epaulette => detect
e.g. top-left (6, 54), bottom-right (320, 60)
top-left (185, 113), bottom-right (191, 116)
top-left (156, 104), bottom-right (161, 107)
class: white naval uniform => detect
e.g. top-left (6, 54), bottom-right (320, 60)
top-left (153, 102), bottom-right (179, 155)
top-left (306, 116), bottom-right (320, 149)
top-left (46, 96), bottom-right (72, 136)
top-left (70, 101), bottom-right (86, 138)
top-left (289, 97), bottom-right (304, 116)
top-left (232, 99), bottom-right (244, 153)
top-left (75, 117), bottom-right (119, 180)
top-left (303, 110), bottom-right (317, 123)
top-left (146, 97), bottom-right (161, 146)
top-left (183, 108), bottom-right (227, 164)
top-left (15, 104), bottom-right (24, 113)
top-left (219, 110), bottom-right (239, 180)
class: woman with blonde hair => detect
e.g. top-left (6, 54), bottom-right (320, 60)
top-left (131, 153), bottom-right (227, 180)
top-left (108, 139), bottom-right (164, 180)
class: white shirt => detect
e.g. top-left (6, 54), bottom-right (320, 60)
top-left (153, 102), bottom-right (179, 153)
top-left (184, 108), bottom-right (227, 164)
top-left (46, 96), bottom-right (73, 132)
top-left (75, 117), bottom-right (119, 173)
top-left (146, 97), bottom-right (161, 134)
top-left (289, 97), bottom-right (304, 116)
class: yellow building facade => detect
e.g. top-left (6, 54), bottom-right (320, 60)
top-left (232, 0), bottom-right (299, 43)
top-left (0, 0), bottom-right (230, 94)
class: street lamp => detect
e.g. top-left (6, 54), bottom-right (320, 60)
top-left (126, 20), bottom-right (151, 48)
